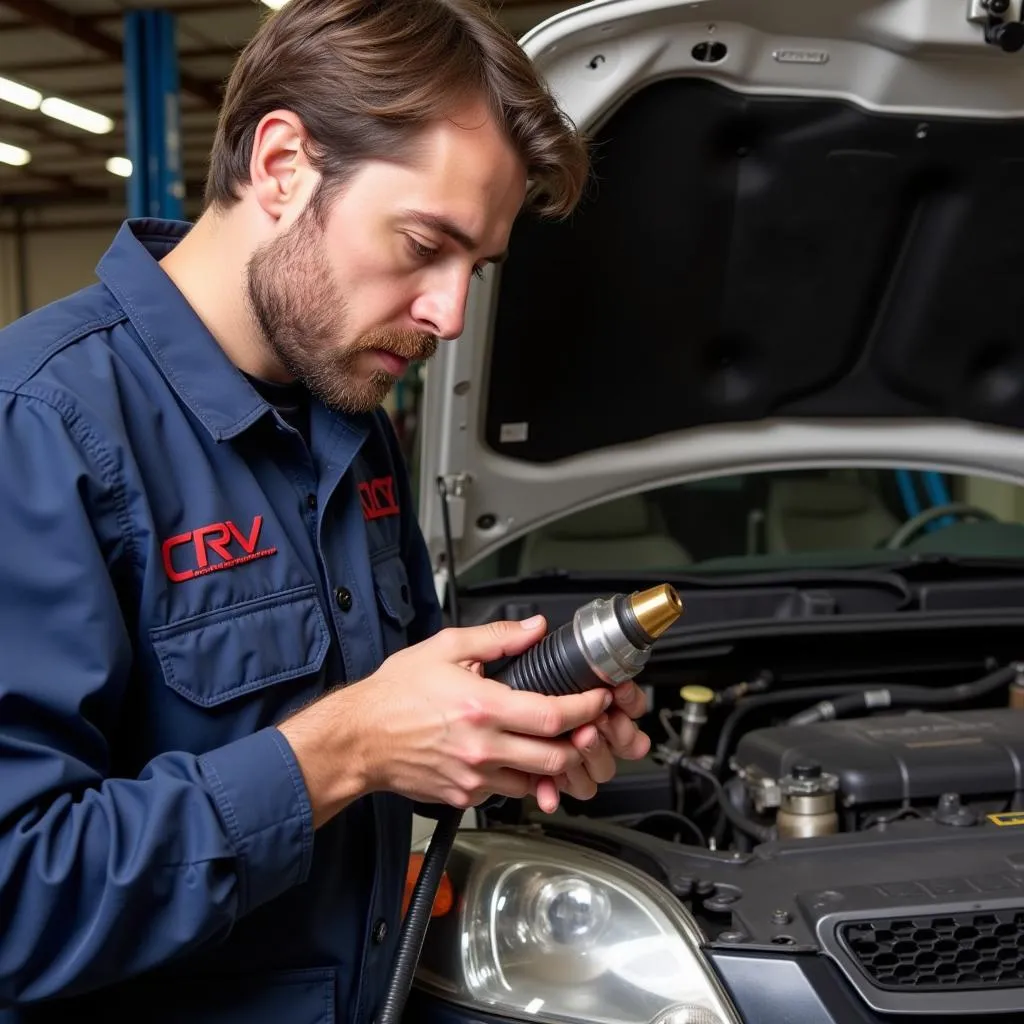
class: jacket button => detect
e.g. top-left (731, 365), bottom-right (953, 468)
top-left (372, 918), bottom-right (388, 944)
top-left (334, 586), bottom-right (353, 612)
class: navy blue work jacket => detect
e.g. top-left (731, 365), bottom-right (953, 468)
top-left (0, 219), bottom-right (444, 1023)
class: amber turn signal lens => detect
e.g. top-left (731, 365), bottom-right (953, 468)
top-left (402, 852), bottom-right (454, 919)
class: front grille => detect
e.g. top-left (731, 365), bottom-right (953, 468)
top-left (840, 911), bottom-right (1024, 991)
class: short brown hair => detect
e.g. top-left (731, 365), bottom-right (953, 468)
top-left (205, 0), bottom-right (588, 220)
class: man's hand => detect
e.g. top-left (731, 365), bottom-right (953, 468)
top-left (533, 680), bottom-right (651, 813)
top-left (277, 616), bottom-right (614, 827)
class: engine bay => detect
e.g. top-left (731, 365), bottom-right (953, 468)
top-left (660, 659), bottom-right (1024, 853)
top-left (482, 648), bottom-right (1024, 1005)
top-left (489, 656), bottom-right (1024, 855)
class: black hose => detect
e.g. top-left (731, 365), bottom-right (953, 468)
top-left (712, 684), bottom-right (872, 776)
top-left (375, 805), bottom-right (463, 1024)
top-left (610, 809), bottom-right (706, 846)
top-left (788, 663), bottom-right (1016, 727)
top-left (672, 755), bottom-right (774, 844)
top-left (788, 690), bottom-right (895, 726)
top-left (713, 663), bottom-right (1016, 775)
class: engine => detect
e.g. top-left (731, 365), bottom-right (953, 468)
top-left (581, 663), bottom-right (1024, 853)
top-left (732, 707), bottom-right (1024, 839)
top-left (484, 661), bottom-right (1024, 855)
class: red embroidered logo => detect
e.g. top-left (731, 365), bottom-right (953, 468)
top-left (161, 515), bottom-right (277, 582)
top-left (359, 476), bottom-right (400, 521)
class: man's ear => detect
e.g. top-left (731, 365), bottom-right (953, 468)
top-left (249, 110), bottom-right (316, 222)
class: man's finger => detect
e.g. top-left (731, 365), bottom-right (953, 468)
top-left (597, 710), bottom-right (651, 760)
top-left (480, 768), bottom-right (534, 801)
top-left (535, 775), bottom-right (561, 813)
top-left (494, 686), bottom-right (612, 738)
top-left (491, 733), bottom-right (585, 777)
top-left (611, 680), bottom-right (647, 720)
top-left (597, 707), bottom-right (636, 749)
top-left (574, 722), bottom-right (616, 784)
top-left (559, 760), bottom-right (598, 802)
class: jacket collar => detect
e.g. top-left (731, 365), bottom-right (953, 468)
top-left (97, 218), bottom-right (279, 442)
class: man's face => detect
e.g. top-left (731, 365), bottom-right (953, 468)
top-left (245, 98), bottom-right (527, 414)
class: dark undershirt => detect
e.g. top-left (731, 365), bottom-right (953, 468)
top-left (244, 372), bottom-right (311, 446)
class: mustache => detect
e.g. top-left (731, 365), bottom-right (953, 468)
top-left (352, 326), bottom-right (438, 363)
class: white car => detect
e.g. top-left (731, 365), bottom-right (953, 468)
top-left (404, 1), bottom-right (1024, 1022)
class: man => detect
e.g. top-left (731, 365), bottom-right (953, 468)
top-left (0, 1), bottom-right (651, 1021)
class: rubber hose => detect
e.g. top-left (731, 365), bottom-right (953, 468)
top-left (713, 663), bottom-right (1015, 775)
top-left (712, 684), bottom-right (873, 777)
top-left (893, 662), bottom-right (1015, 704)
top-left (677, 757), bottom-right (774, 844)
top-left (788, 663), bottom-right (1016, 727)
top-left (787, 692), bottom-right (889, 726)
top-left (375, 805), bottom-right (463, 1024)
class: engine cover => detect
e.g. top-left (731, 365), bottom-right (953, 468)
top-left (734, 707), bottom-right (1024, 807)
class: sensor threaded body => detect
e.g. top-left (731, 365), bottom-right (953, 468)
top-left (493, 585), bottom-right (683, 696)
top-left (494, 622), bottom-right (596, 695)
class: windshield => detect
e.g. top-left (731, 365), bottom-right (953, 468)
top-left (456, 467), bottom-right (1024, 585)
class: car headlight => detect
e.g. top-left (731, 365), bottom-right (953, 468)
top-left (412, 831), bottom-right (740, 1024)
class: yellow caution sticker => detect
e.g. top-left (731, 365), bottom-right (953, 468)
top-left (987, 811), bottom-right (1024, 827)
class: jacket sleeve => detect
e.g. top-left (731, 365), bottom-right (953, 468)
top-left (0, 391), bottom-right (314, 1005)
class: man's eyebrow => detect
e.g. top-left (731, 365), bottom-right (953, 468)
top-left (405, 211), bottom-right (507, 263)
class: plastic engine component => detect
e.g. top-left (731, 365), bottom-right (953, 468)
top-left (735, 708), bottom-right (1024, 808)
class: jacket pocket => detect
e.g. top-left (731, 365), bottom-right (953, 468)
top-left (371, 553), bottom-right (416, 656)
top-left (149, 584), bottom-right (331, 708)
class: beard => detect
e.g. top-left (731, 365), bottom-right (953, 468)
top-left (245, 207), bottom-right (438, 415)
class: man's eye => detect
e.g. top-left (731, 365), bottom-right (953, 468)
top-left (408, 237), bottom-right (437, 261)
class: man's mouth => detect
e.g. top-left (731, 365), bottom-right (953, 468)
top-left (373, 349), bottom-right (411, 377)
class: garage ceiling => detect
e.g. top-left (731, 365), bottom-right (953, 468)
top-left (0, 0), bottom-right (572, 219)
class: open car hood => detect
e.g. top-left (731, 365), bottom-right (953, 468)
top-left (415, 0), bottom-right (1024, 574)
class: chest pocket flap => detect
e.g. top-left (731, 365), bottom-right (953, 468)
top-left (372, 554), bottom-right (416, 654)
top-left (150, 584), bottom-right (331, 708)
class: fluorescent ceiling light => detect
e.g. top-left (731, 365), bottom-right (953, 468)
top-left (0, 76), bottom-right (41, 111)
top-left (261, 0), bottom-right (290, 8)
top-left (0, 141), bottom-right (31, 166)
top-left (106, 156), bottom-right (132, 178)
top-left (39, 97), bottom-right (114, 135)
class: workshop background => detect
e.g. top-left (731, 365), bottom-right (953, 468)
top-left (0, 0), bottom-right (575, 450)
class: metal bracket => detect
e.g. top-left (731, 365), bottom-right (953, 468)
top-left (736, 764), bottom-right (781, 813)
top-left (967, 0), bottom-right (1024, 51)
top-left (437, 473), bottom-right (470, 542)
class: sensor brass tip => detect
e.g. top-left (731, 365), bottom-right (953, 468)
top-left (629, 583), bottom-right (683, 640)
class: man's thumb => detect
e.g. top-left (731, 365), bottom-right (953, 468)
top-left (438, 615), bottom-right (547, 665)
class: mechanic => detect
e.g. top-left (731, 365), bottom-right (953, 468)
top-left (0, 1), bottom-right (652, 1022)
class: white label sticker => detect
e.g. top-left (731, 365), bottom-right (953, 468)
top-left (499, 422), bottom-right (529, 443)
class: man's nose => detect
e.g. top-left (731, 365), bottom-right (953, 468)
top-left (410, 273), bottom-right (469, 341)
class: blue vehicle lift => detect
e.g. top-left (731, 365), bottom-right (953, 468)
top-left (895, 469), bottom-right (953, 529)
top-left (123, 9), bottom-right (184, 220)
